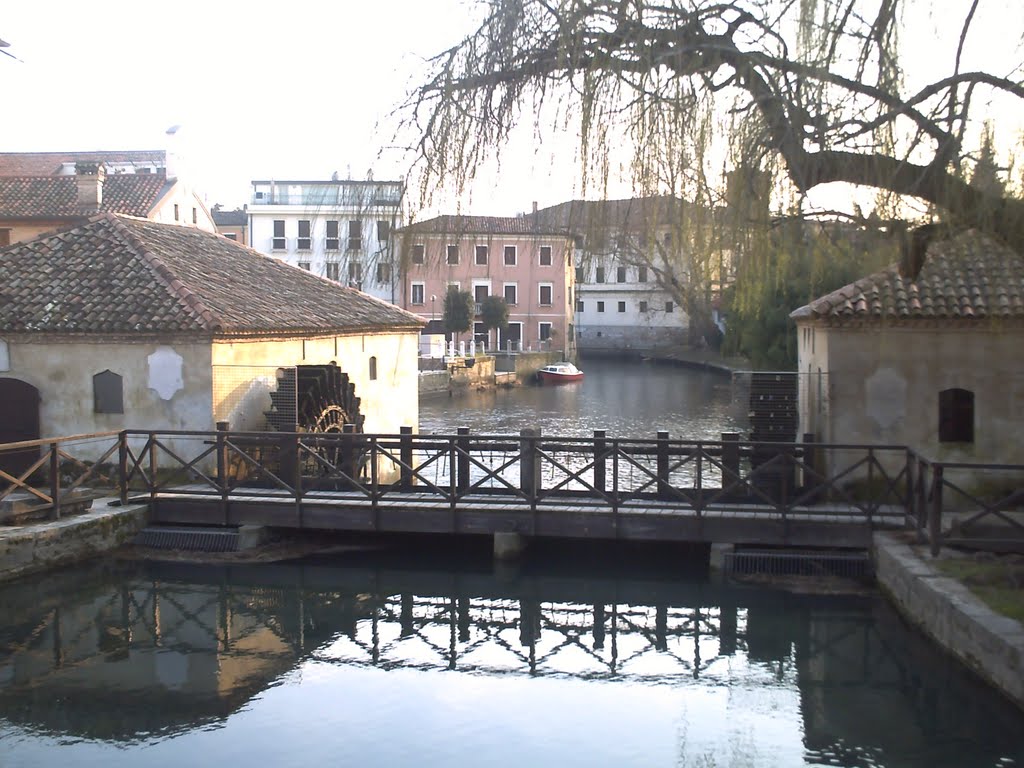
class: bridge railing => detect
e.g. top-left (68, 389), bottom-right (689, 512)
top-left (910, 455), bottom-right (1024, 555)
top-left (0, 431), bottom-right (122, 519)
top-left (114, 428), bottom-right (915, 523)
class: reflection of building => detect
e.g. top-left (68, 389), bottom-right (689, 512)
top-left (398, 215), bottom-right (576, 354)
top-left (0, 214), bottom-right (423, 462)
top-left (0, 149), bottom-right (215, 246)
top-left (247, 178), bottom-right (404, 304)
top-left (791, 232), bottom-right (1024, 466)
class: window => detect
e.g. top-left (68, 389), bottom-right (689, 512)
top-left (377, 220), bottom-right (390, 242)
top-left (539, 322), bottom-right (552, 341)
top-left (638, 266), bottom-right (648, 283)
top-left (665, 301), bottom-right (674, 312)
top-left (503, 245), bottom-right (517, 266)
top-left (192, 208), bottom-right (198, 225)
top-left (174, 204), bottom-right (179, 221)
top-left (475, 245), bottom-right (489, 265)
top-left (348, 220), bottom-right (363, 251)
top-left (412, 244), bottom-right (425, 264)
top-left (326, 220), bottom-right (340, 250)
top-left (474, 322), bottom-right (489, 345)
top-left (223, 232), bottom-right (238, 241)
top-left (0, 229), bottom-right (10, 247)
top-left (539, 283), bottom-right (553, 306)
top-left (447, 244), bottom-right (460, 265)
top-left (298, 220), bottom-right (312, 250)
top-left (575, 266), bottom-right (585, 282)
top-left (939, 388), bottom-right (974, 443)
top-left (617, 301), bottom-right (626, 313)
top-left (348, 261), bottom-right (362, 283)
top-left (597, 301), bottom-right (605, 313)
top-left (411, 282), bottom-right (425, 305)
top-left (640, 300), bottom-right (649, 313)
top-left (272, 220), bottom-right (286, 250)
top-left (474, 284), bottom-right (489, 303)
top-left (93, 370), bottom-right (123, 414)
top-left (369, 356), bottom-right (378, 381)
top-left (617, 266), bottom-right (627, 283)
top-left (576, 300), bottom-right (584, 312)
top-left (664, 231), bottom-right (673, 247)
top-left (539, 246), bottom-right (552, 266)
top-left (376, 262), bottom-right (392, 283)
top-left (595, 267), bottom-right (605, 283)
top-left (298, 261), bottom-right (311, 271)
top-left (326, 262), bottom-right (340, 281)
top-left (503, 283), bottom-right (518, 305)
top-left (0, 339), bottom-right (8, 371)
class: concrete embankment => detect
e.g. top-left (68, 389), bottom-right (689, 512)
top-left (0, 499), bottom-right (148, 583)
top-left (874, 532), bottom-right (1024, 710)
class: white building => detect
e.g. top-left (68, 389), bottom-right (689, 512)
top-left (248, 178), bottom-right (404, 304)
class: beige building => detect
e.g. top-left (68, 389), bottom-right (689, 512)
top-left (791, 233), bottom-right (1024, 466)
top-left (0, 150), bottom-right (215, 246)
top-left (0, 214), bottom-right (424, 470)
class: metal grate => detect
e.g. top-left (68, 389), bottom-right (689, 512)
top-left (724, 548), bottom-right (872, 580)
top-left (135, 526), bottom-right (239, 552)
top-left (212, 364), bottom-right (296, 431)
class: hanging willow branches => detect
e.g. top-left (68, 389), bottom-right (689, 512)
top-left (400, 0), bottom-right (1024, 275)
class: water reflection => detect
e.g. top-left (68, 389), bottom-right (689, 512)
top-left (0, 549), bottom-right (1021, 766)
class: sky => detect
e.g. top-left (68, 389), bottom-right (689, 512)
top-left (3, 1), bottom-right (1022, 219)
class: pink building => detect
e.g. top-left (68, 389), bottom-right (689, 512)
top-left (399, 215), bottom-right (576, 354)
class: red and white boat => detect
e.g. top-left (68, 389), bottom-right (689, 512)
top-left (537, 362), bottom-right (584, 384)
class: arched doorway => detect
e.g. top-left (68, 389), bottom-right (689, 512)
top-left (0, 378), bottom-right (41, 479)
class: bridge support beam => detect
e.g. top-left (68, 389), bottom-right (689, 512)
top-left (493, 532), bottom-right (528, 560)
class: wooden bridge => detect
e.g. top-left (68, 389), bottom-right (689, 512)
top-left (0, 427), bottom-right (958, 550)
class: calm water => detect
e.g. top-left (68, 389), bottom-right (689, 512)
top-left (1, 548), bottom-right (1023, 767)
top-left (420, 357), bottom-right (743, 439)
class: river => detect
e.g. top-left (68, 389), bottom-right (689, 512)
top-left (2, 361), bottom-right (1023, 766)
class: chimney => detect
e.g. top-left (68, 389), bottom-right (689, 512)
top-left (532, 201), bottom-right (538, 214)
top-left (75, 162), bottom-right (105, 213)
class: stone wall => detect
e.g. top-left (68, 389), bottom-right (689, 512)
top-left (874, 532), bottom-right (1024, 709)
top-left (0, 503), bottom-right (149, 583)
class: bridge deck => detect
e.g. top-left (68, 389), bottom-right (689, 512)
top-left (147, 487), bottom-right (904, 547)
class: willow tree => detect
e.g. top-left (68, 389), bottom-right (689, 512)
top-left (401, 0), bottom-right (1024, 283)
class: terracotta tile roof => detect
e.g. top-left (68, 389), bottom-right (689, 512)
top-left (0, 174), bottom-right (170, 218)
top-left (791, 233), bottom-right (1024, 323)
top-left (530, 197), bottom-right (693, 232)
top-left (0, 151), bottom-right (165, 177)
top-left (0, 214), bottom-right (425, 336)
top-left (399, 214), bottom-right (570, 236)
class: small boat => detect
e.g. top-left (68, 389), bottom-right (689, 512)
top-left (537, 361), bottom-right (584, 384)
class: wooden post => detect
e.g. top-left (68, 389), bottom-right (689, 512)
top-left (148, 432), bottom-right (158, 503)
top-left (49, 441), bottom-right (60, 520)
top-left (593, 429), bottom-right (606, 494)
top-left (929, 465), bottom-right (944, 556)
top-left (916, 456), bottom-right (928, 542)
top-left (118, 430), bottom-right (128, 504)
top-left (341, 423), bottom-right (356, 485)
top-left (400, 426), bottom-right (413, 491)
top-left (721, 432), bottom-right (739, 496)
top-left (457, 427), bottom-right (470, 494)
top-left (801, 432), bottom-right (817, 502)
top-left (520, 428), bottom-right (541, 504)
top-left (215, 421), bottom-right (229, 488)
top-left (657, 430), bottom-right (670, 499)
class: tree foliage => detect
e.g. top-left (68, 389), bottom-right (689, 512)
top-left (479, 294), bottom-right (510, 334)
top-left (443, 287), bottom-right (475, 339)
top-left (722, 219), bottom-right (895, 368)
top-left (403, 0), bottom-right (1024, 273)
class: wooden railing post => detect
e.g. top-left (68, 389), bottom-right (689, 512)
top-left (916, 456), bottom-right (928, 541)
top-left (657, 431), bottom-right (670, 499)
top-left (49, 441), bottom-right (61, 520)
top-left (721, 433), bottom-right (739, 495)
top-left (400, 426), bottom-right (413, 491)
top-left (118, 430), bottom-right (129, 504)
top-left (929, 465), bottom-right (944, 556)
top-left (593, 430), bottom-right (606, 494)
top-left (457, 427), bottom-right (470, 494)
top-left (520, 428), bottom-right (540, 504)
top-left (215, 421), bottom-right (229, 488)
top-left (341, 424), bottom-right (356, 484)
top-left (148, 432), bottom-right (158, 503)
